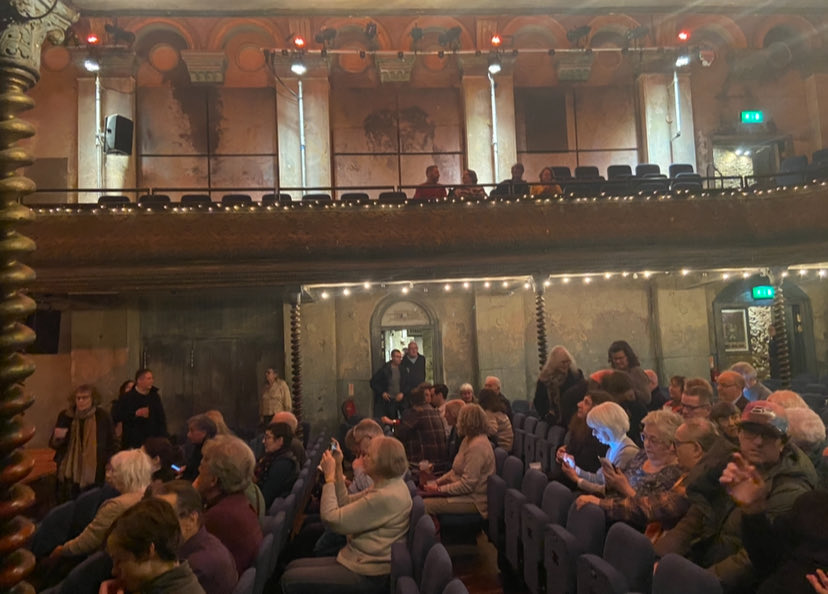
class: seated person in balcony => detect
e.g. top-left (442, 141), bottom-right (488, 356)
top-left (478, 388), bottom-right (513, 453)
top-left (450, 169), bottom-right (487, 199)
top-left (530, 167), bottom-right (563, 197)
top-left (491, 162), bottom-right (530, 197)
top-left (560, 401), bottom-right (639, 494)
top-left (254, 422), bottom-right (299, 509)
top-left (412, 165), bottom-right (446, 200)
top-left (423, 404), bottom-right (496, 518)
top-left (280, 436), bottom-right (412, 594)
top-left (395, 383), bottom-right (449, 474)
top-left (576, 417), bottom-right (718, 534)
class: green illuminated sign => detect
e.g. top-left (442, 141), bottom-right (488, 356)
top-left (741, 110), bottom-right (764, 124)
top-left (752, 285), bottom-right (775, 300)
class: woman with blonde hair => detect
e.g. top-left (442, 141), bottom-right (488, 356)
top-left (50, 384), bottom-right (116, 502)
top-left (423, 403), bottom-right (496, 518)
top-left (535, 345), bottom-right (586, 426)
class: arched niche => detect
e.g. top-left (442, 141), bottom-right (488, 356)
top-left (712, 276), bottom-right (815, 379)
top-left (370, 297), bottom-right (442, 385)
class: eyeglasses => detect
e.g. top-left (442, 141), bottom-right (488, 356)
top-left (680, 402), bottom-right (708, 411)
top-left (738, 427), bottom-right (779, 442)
top-left (640, 432), bottom-right (668, 446)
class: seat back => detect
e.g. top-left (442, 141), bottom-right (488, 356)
top-left (512, 412), bottom-right (526, 431)
top-left (544, 524), bottom-right (579, 594)
top-left (512, 399), bottom-right (531, 415)
top-left (302, 193), bottom-right (332, 203)
top-left (442, 578), bottom-right (469, 594)
top-left (222, 193), bottom-right (253, 206)
top-left (494, 446), bottom-right (508, 475)
top-left (138, 194), bottom-right (171, 207)
top-left (653, 553), bottom-right (723, 594)
top-left (575, 166), bottom-right (601, 179)
top-left (61, 550), bottom-right (113, 594)
top-left (524, 420), bottom-right (549, 464)
top-left (252, 533), bottom-right (274, 594)
top-left (487, 456), bottom-right (523, 548)
top-left (504, 468), bottom-right (548, 570)
top-left (408, 495), bottom-right (425, 548)
top-left (602, 521), bottom-right (654, 593)
top-left (378, 191), bottom-right (407, 204)
top-left (340, 192), bottom-right (369, 203)
top-left (551, 166), bottom-right (573, 181)
top-left (181, 193), bottom-right (212, 206)
top-left (30, 500), bottom-right (75, 557)
top-left (669, 163), bottom-right (694, 178)
top-left (97, 195), bottom-right (130, 205)
top-left (233, 567), bottom-right (256, 594)
top-left (502, 455), bottom-right (524, 490)
top-left (419, 544), bottom-right (453, 594)
top-left (542, 480), bottom-right (574, 527)
top-left (261, 193), bottom-right (293, 206)
top-left (411, 514), bottom-right (438, 583)
top-left (635, 163), bottom-right (661, 177)
top-left (777, 155), bottom-right (808, 186)
top-left (69, 487), bottom-right (104, 538)
top-left (814, 148), bottom-right (828, 165)
top-left (566, 500), bottom-right (606, 556)
top-left (576, 554), bottom-right (628, 594)
top-left (607, 164), bottom-right (632, 180)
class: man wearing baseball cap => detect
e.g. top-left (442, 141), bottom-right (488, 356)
top-left (655, 400), bottom-right (817, 593)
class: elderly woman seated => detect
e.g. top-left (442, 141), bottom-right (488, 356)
top-left (254, 421), bottom-right (299, 509)
top-left (423, 404), bottom-right (496, 518)
top-left (280, 436), bottom-right (412, 594)
top-left (559, 401), bottom-right (640, 494)
top-left (478, 388), bottom-right (513, 452)
top-left (50, 448), bottom-right (153, 559)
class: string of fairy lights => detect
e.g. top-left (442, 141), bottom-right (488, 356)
top-left (305, 267), bottom-right (828, 300)
top-left (28, 179), bottom-right (828, 216)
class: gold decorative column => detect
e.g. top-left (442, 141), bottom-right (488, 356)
top-left (288, 291), bottom-right (303, 438)
top-left (533, 276), bottom-right (548, 370)
top-left (0, 1), bottom-right (78, 591)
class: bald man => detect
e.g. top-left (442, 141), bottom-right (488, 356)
top-left (715, 371), bottom-right (749, 411)
top-left (484, 375), bottom-right (514, 421)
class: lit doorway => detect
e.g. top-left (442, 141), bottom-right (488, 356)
top-left (370, 298), bottom-right (441, 384)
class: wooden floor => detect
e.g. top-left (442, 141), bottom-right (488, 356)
top-left (447, 533), bottom-right (529, 594)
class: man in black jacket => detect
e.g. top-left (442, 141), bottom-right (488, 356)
top-left (401, 341), bottom-right (426, 398)
top-left (370, 349), bottom-right (405, 421)
top-left (114, 368), bottom-right (168, 449)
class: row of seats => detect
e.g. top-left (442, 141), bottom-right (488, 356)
top-left (776, 150), bottom-right (828, 186)
top-left (487, 451), bottom-right (721, 594)
top-left (98, 191), bottom-right (409, 207)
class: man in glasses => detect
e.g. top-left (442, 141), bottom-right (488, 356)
top-left (680, 385), bottom-right (713, 420)
top-left (715, 371), bottom-right (749, 412)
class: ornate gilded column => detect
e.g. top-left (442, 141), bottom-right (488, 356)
top-left (0, 1), bottom-right (78, 591)
top-left (288, 291), bottom-right (303, 437)
top-left (768, 269), bottom-right (792, 388)
top-left (533, 276), bottom-right (548, 370)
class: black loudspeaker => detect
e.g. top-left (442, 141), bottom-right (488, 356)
top-left (25, 309), bottom-right (61, 354)
top-left (105, 114), bottom-right (134, 155)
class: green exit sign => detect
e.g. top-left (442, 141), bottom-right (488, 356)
top-left (741, 110), bottom-right (764, 124)
top-left (752, 285), bottom-right (775, 300)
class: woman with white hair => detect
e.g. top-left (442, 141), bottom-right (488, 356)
top-left (50, 448), bottom-right (153, 559)
top-left (534, 345), bottom-right (586, 426)
top-left (458, 383), bottom-right (475, 404)
top-left (560, 401), bottom-right (639, 494)
top-left (786, 407), bottom-right (828, 487)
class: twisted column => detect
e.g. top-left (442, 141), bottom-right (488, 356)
top-left (770, 271), bottom-right (792, 388)
top-left (0, 2), bottom-right (78, 591)
top-left (288, 291), bottom-right (303, 438)
top-left (533, 276), bottom-right (548, 369)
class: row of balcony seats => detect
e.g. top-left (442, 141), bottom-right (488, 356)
top-left (487, 443), bottom-right (722, 594)
top-left (545, 162), bottom-right (704, 196)
top-left (775, 149), bottom-right (828, 186)
top-left (36, 428), bottom-right (328, 594)
top-left (97, 192), bottom-right (410, 207)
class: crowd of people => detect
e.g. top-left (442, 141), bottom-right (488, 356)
top-left (41, 339), bottom-right (828, 593)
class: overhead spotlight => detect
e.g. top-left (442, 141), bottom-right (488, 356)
top-left (487, 54), bottom-right (502, 74)
top-left (290, 58), bottom-right (307, 76)
top-left (735, 148), bottom-right (743, 156)
top-left (105, 23), bottom-right (135, 46)
top-left (438, 26), bottom-right (462, 49)
top-left (86, 33), bottom-right (100, 45)
top-left (314, 28), bottom-right (337, 45)
top-left (83, 58), bottom-right (100, 72)
top-left (675, 54), bottom-right (691, 67)
top-left (410, 26), bottom-right (424, 42)
top-left (566, 25), bottom-right (591, 49)
top-left (677, 30), bottom-right (690, 42)
top-left (490, 33), bottom-right (502, 47)
top-left (320, 48), bottom-right (328, 57)
top-left (290, 34), bottom-right (306, 49)
top-left (397, 51), bottom-right (405, 60)
top-left (365, 22), bottom-right (377, 39)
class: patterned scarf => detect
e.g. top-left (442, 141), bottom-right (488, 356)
top-left (60, 406), bottom-right (98, 488)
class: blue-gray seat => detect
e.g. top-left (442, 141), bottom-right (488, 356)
top-left (577, 521), bottom-right (655, 594)
top-left (652, 553), bottom-right (723, 594)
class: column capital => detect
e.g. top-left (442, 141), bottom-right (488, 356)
top-left (0, 0), bottom-right (79, 82)
top-left (459, 53), bottom-right (516, 78)
top-left (181, 50), bottom-right (227, 84)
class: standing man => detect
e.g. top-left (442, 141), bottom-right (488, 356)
top-left (260, 367), bottom-right (291, 427)
top-left (412, 165), bottom-right (447, 200)
top-left (401, 340), bottom-right (426, 398)
top-left (370, 349), bottom-right (405, 422)
top-left (716, 370), bottom-right (750, 411)
top-left (115, 368), bottom-right (167, 450)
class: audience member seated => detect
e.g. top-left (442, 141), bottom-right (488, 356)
top-left (50, 384), bottom-right (116, 502)
top-left (431, 383), bottom-right (450, 435)
top-left (194, 435), bottom-right (263, 574)
top-left (412, 165), bottom-right (446, 200)
top-left (479, 388), bottom-right (514, 453)
top-left (483, 375), bottom-right (514, 421)
top-left (601, 370), bottom-right (647, 446)
top-left (459, 383), bottom-right (476, 404)
top-left (680, 380), bottom-right (714, 420)
top-left (534, 345), bottom-right (586, 427)
top-left (51, 448), bottom-right (153, 559)
top-left (721, 456), bottom-right (828, 594)
top-left (255, 422), bottom-right (300, 509)
top-left (423, 404), bottom-right (496, 519)
top-left (664, 375), bottom-right (685, 414)
top-left (645, 369), bottom-right (669, 410)
top-left (730, 361), bottom-right (772, 402)
top-left (105, 498), bottom-right (204, 594)
top-left (395, 383), bottom-right (449, 473)
top-left (444, 400), bottom-right (465, 465)
top-left (785, 407), bottom-right (828, 487)
top-left (716, 371), bottom-right (749, 411)
top-left (559, 401), bottom-right (639, 494)
top-left (607, 340), bottom-right (652, 406)
top-left (555, 389), bottom-right (612, 484)
top-left (155, 480), bottom-right (238, 594)
top-left (768, 389), bottom-right (809, 410)
top-left (530, 166), bottom-right (563, 197)
top-left (576, 417), bottom-right (718, 534)
top-left (710, 401), bottom-right (741, 444)
top-left (182, 414), bottom-right (218, 481)
top-left (450, 169), bottom-right (487, 199)
top-left (656, 400), bottom-right (818, 592)
top-left (600, 409), bottom-right (683, 500)
top-left (280, 436), bottom-right (412, 594)
top-left (205, 410), bottom-right (233, 435)
top-left (143, 436), bottom-right (184, 488)
top-left (272, 410), bottom-right (307, 467)
top-left (491, 162), bottom-right (530, 197)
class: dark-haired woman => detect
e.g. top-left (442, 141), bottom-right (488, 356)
top-left (255, 421), bottom-right (299, 509)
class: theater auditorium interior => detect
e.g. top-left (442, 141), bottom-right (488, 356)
top-left (1, 0), bottom-right (828, 591)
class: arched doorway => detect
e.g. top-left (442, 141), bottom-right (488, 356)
top-left (370, 298), bottom-right (442, 384)
top-left (712, 276), bottom-right (815, 379)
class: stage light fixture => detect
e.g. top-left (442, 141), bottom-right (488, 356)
top-left (365, 22), bottom-right (377, 39)
top-left (678, 30), bottom-right (690, 42)
top-left (490, 33), bottom-right (502, 47)
top-left (84, 58), bottom-right (100, 72)
top-left (315, 28), bottom-right (337, 45)
top-left (438, 26), bottom-right (462, 49)
top-left (290, 58), bottom-right (307, 76)
top-left (410, 26), bottom-right (424, 42)
top-left (86, 33), bottom-right (99, 45)
top-left (292, 34), bottom-right (306, 49)
top-left (104, 23), bottom-right (135, 46)
top-left (566, 25), bottom-right (591, 48)
top-left (487, 54), bottom-right (502, 74)
top-left (675, 54), bottom-right (691, 67)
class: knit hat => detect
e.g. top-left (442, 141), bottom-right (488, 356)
top-left (740, 400), bottom-right (788, 437)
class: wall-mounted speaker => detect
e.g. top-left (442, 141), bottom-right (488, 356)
top-left (105, 114), bottom-right (134, 155)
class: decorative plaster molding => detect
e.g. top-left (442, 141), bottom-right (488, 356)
top-left (180, 49), bottom-right (227, 83)
top-left (375, 53), bottom-right (415, 83)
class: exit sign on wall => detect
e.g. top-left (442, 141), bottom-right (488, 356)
top-left (752, 285), bottom-right (775, 300)
top-left (741, 110), bottom-right (764, 124)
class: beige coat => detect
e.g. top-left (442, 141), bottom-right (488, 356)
top-left (62, 490), bottom-right (144, 556)
top-left (486, 410), bottom-right (513, 452)
top-left (436, 433), bottom-right (497, 517)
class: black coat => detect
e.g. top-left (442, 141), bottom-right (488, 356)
top-left (401, 354), bottom-right (426, 396)
top-left (113, 387), bottom-right (168, 449)
top-left (370, 361), bottom-right (405, 419)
